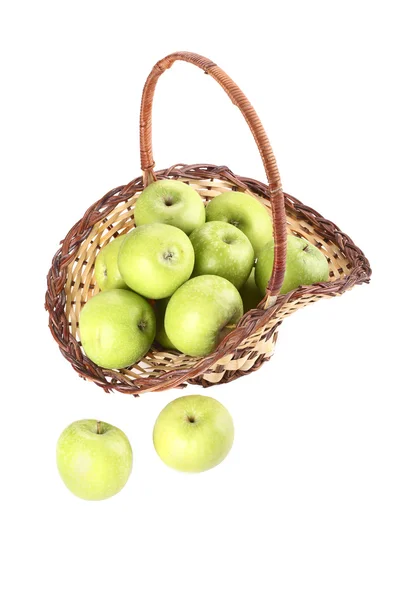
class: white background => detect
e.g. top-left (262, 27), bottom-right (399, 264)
top-left (1, 1), bottom-right (399, 599)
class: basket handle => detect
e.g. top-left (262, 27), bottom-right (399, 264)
top-left (140, 51), bottom-right (286, 297)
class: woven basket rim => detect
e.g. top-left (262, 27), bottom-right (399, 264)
top-left (45, 163), bottom-right (371, 394)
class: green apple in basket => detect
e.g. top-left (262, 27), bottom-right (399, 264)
top-left (94, 234), bottom-right (129, 291)
top-left (189, 221), bottom-right (254, 289)
top-left (165, 275), bottom-right (243, 357)
top-left (118, 223), bottom-right (194, 299)
top-left (255, 234), bottom-right (330, 295)
top-left (57, 419), bottom-right (133, 500)
top-left (79, 289), bottom-right (156, 369)
top-left (134, 180), bottom-right (205, 235)
top-left (153, 395), bottom-right (234, 473)
top-left (206, 191), bottom-right (273, 256)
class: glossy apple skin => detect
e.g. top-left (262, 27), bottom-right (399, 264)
top-left (240, 268), bottom-right (264, 312)
top-left (164, 275), bottom-right (243, 357)
top-left (118, 223), bottom-right (194, 299)
top-left (79, 289), bottom-right (156, 369)
top-left (255, 235), bottom-right (330, 295)
top-left (153, 395), bottom-right (234, 473)
top-left (134, 180), bottom-right (205, 235)
top-left (154, 297), bottom-right (176, 350)
top-left (94, 235), bottom-right (130, 291)
top-left (189, 221), bottom-right (254, 289)
top-left (206, 191), bottom-right (272, 256)
top-left (56, 420), bottom-right (133, 500)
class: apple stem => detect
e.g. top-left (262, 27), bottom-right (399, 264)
top-left (97, 421), bottom-right (102, 435)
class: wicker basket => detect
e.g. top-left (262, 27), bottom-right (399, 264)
top-left (45, 51), bottom-right (371, 395)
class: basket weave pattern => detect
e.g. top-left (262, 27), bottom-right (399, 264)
top-left (45, 52), bottom-right (371, 394)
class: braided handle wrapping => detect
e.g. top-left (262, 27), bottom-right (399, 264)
top-left (139, 51), bottom-right (287, 296)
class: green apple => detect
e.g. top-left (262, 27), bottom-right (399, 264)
top-left (134, 179), bottom-right (205, 235)
top-left (79, 289), bottom-right (156, 369)
top-left (189, 221), bottom-right (254, 289)
top-left (94, 234), bottom-right (129, 291)
top-left (255, 234), bottom-right (330, 295)
top-left (118, 223), bottom-right (194, 299)
top-left (165, 275), bottom-right (243, 356)
top-left (153, 395), bottom-right (234, 473)
top-left (206, 191), bottom-right (272, 256)
top-left (155, 297), bottom-right (176, 350)
top-left (56, 419), bottom-right (133, 500)
top-left (240, 268), bottom-right (263, 312)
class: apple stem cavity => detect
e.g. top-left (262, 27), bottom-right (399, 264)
top-left (138, 320), bottom-right (147, 332)
top-left (187, 415), bottom-right (196, 423)
top-left (97, 421), bottom-right (102, 435)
